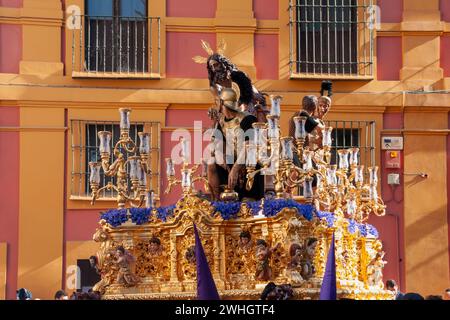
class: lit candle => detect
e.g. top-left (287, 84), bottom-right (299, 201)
top-left (303, 150), bottom-right (313, 170)
top-left (138, 132), bottom-right (150, 154)
top-left (303, 178), bottom-right (314, 199)
top-left (349, 148), bottom-right (359, 167)
top-left (246, 144), bottom-right (257, 167)
top-left (338, 149), bottom-right (349, 169)
top-left (98, 131), bottom-right (112, 154)
top-left (137, 165), bottom-right (147, 186)
top-left (316, 173), bottom-right (323, 190)
top-left (347, 198), bottom-right (357, 218)
top-left (293, 116), bottom-right (307, 140)
top-left (166, 158), bottom-right (175, 177)
top-left (368, 166), bottom-right (379, 185)
top-left (280, 137), bottom-right (294, 161)
top-left (322, 127), bottom-right (333, 147)
top-left (145, 190), bottom-right (155, 208)
top-left (267, 116), bottom-right (279, 139)
top-left (89, 162), bottom-right (101, 184)
top-left (128, 156), bottom-right (140, 180)
top-left (119, 108), bottom-right (131, 130)
top-left (252, 122), bottom-right (266, 146)
top-left (355, 165), bottom-right (365, 185)
top-left (327, 165), bottom-right (338, 186)
top-left (181, 169), bottom-right (191, 188)
top-left (270, 95), bottom-right (282, 117)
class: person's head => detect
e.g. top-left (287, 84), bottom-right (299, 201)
top-left (444, 288), bottom-right (450, 300)
top-left (89, 255), bottom-right (98, 268)
top-left (306, 238), bottom-right (318, 255)
top-left (318, 96), bottom-right (332, 119)
top-left (401, 292), bottom-right (424, 300)
top-left (289, 243), bottom-right (302, 257)
top-left (17, 288), bottom-right (31, 300)
top-left (302, 95), bottom-right (318, 115)
top-left (54, 290), bottom-right (68, 300)
top-left (149, 236), bottom-right (161, 251)
top-left (239, 231), bottom-right (251, 245)
top-left (386, 279), bottom-right (398, 293)
top-left (207, 53), bottom-right (236, 86)
top-left (260, 282), bottom-right (277, 300)
top-left (425, 295), bottom-right (443, 300)
top-left (116, 245), bottom-right (125, 257)
top-left (256, 239), bottom-right (268, 248)
top-left (219, 88), bottom-right (240, 117)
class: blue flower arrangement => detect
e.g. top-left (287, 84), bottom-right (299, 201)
top-left (316, 211), bottom-right (336, 227)
top-left (98, 200), bottom-right (379, 239)
top-left (347, 219), bottom-right (359, 235)
top-left (129, 207), bottom-right (151, 225)
top-left (156, 205), bottom-right (176, 222)
top-left (211, 201), bottom-right (241, 220)
top-left (100, 209), bottom-right (128, 227)
top-left (358, 223), bottom-right (379, 238)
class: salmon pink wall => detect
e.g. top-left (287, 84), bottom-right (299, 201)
top-left (0, 24), bottom-right (22, 74)
top-left (377, 37), bottom-right (402, 81)
top-left (255, 34), bottom-right (278, 80)
top-left (0, 0), bottom-right (22, 7)
top-left (0, 107), bottom-right (20, 299)
top-left (166, 109), bottom-right (211, 127)
top-left (166, 0), bottom-right (216, 18)
top-left (379, 112), bottom-right (405, 291)
top-left (166, 32), bottom-right (216, 78)
top-left (253, 0), bottom-right (278, 20)
top-left (65, 210), bottom-right (106, 241)
top-left (442, 36), bottom-right (450, 77)
top-left (448, 113), bottom-right (450, 279)
top-left (441, 0), bottom-right (450, 22)
top-left (378, 0), bottom-right (403, 23)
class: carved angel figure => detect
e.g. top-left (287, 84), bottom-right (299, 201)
top-left (287, 243), bottom-right (304, 284)
top-left (114, 246), bottom-right (140, 287)
top-left (367, 251), bottom-right (387, 288)
top-left (255, 239), bottom-right (280, 281)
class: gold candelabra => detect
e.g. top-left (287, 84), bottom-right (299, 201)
top-left (88, 108), bottom-right (156, 209)
top-left (245, 95), bottom-right (386, 223)
top-left (164, 138), bottom-right (210, 196)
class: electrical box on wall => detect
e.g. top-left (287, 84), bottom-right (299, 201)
top-left (387, 173), bottom-right (400, 185)
top-left (382, 137), bottom-right (403, 150)
top-left (385, 150), bottom-right (401, 169)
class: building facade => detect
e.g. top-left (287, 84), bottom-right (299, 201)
top-left (0, 0), bottom-right (449, 299)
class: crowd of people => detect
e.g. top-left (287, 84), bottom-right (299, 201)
top-left (14, 282), bottom-right (450, 300)
top-left (385, 279), bottom-right (450, 301)
top-left (16, 288), bottom-right (101, 300)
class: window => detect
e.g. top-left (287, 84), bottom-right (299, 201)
top-left (289, 0), bottom-right (374, 78)
top-left (71, 120), bottom-right (161, 199)
top-left (71, 0), bottom-right (161, 76)
top-left (325, 120), bottom-right (375, 168)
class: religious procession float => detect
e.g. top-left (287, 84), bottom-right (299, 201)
top-left (88, 41), bottom-right (393, 300)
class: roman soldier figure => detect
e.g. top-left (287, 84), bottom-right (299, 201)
top-left (207, 87), bottom-right (264, 201)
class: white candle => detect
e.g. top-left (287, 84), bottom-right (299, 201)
top-left (119, 108), bottom-right (131, 130)
top-left (138, 132), bottom-right (150, 154)
top-left (270, 95), bottom-right (282, 117)
top-left (293, 116), bottom-right (307, 140)
top-left (98, 131), bottom-right (112, 154)
top-left (89, 162), bottom-right (101, 184)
